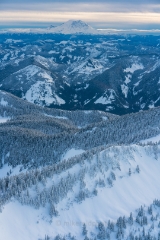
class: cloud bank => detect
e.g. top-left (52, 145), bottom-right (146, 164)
top-left (0, 0), bottom-right (160, 29)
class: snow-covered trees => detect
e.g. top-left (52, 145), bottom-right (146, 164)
top-left (1, 98), bottom-right (160, 170)
top-left (97, 222), bottom-right (106, 240)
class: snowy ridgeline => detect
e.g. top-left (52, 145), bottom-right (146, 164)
top-left (0, 142), bottom-right (160, 240)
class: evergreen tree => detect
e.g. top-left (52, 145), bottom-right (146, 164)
top-left (82, 223), bottom-right (87, 236)
top-left (45, 235), bottom-right (50, 240)
top-left (54, 235), bottom-right (61, 240)
top-left (122, 216), bottom-right (126, 229)
top-left (84, 236), bottom-right (89, 240)
top-left (50, 203), bottom-right (58, 217)
top-left (136, 165), bottom-right (140, 173)
top-left (148, 205), bottom-right (152, 215)
top-left (93, 189), bottom-right (98, 196)
top-left (142, 227), bottom-right (145, 238)
top-left (129, 213), bottom-right (133, 225)
top-left (111, 172), bottom-right (116, 180)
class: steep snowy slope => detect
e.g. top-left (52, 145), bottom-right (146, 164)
top-left (0, 143), bottom-right (160, 240)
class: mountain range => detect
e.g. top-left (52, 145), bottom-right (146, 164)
top-left (1, 20), bottom-right (160, 240)
top-left (0, 29), bottom-right (160, 115)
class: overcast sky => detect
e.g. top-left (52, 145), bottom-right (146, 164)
top-left (0, 0), bottom-right (160, 29)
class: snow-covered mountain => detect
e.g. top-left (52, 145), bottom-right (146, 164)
top-left (0, 55), bottom-right (66, 107)
top-left (49, 20), bottom-right (98, 34)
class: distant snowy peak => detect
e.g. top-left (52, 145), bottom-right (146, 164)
top-left (50, 20), bottom-right (98, 34)
top-left (0, 20), bottom-right (98, 35)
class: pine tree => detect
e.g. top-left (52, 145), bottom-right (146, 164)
top-left (110, 222), bottom-right (114, 232)
top-left (50, 203), bottom-right (58, 217)
top-left (136, 216), bottom-right (140, 225)
top-left (136, 165), bottom-right (140, 173)
top-left (122, 216), bottom-right (126, 228)
top-left (84, 236), bottom-right (89, 240)
top-left (107, 220), bottom-right (111, 231)
top-left (143, 216), bottom-right (148, 225)
top-left (97, 222), bottom-right (106, 240)
top-left (129, 213), bottom-right (133, 225)
top-left (148, 205), bottom-right (152, 215)
top-left (111, 172), bottom-right (116, 180)
top-left (54, 235), bottom-right (61, 240)
top-left (45, 235), bottom-right (50, 240)
top-left (138, 206), bottom-right (144, 217)
top-left (129, 232), bottom-right (134, 240)
top-left (107, 178), bottom-right (113, 187)
top-left (93, 189), bottom-right (98, 196)
top-left (142, 227), bottom-right (145, 237)
top-left (82, 223), bottom-right (87, 236)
